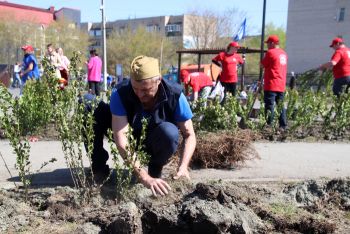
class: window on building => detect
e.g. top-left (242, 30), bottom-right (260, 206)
top-left (146, 24), bottom-right (159, 32)
top-left (338, 7), bottom-right (345, 22)
top-left (94, 30), bottom-right (102, 36)
top-left (146, 25), bottom-right (153, 32)
top-left (165, 24), bottom-right (182, 32)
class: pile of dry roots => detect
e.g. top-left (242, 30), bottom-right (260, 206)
top-left (190, 129), bottom-right (259, 169)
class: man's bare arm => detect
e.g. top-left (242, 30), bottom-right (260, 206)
top-left (193, 91), bottom-right (199, 101)
top-left (319, 61), bottom-right (336, 70)
top-left (174, 119), bottom-right (196, 179)
top-left (21, 63), bottom-right (33, 76)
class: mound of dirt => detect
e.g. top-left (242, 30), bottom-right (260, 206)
top-left (191, 129), bottom-right (259, 169)
top-left (1, 178), bottom-right (350, 233)
top-left (284, 178), bottom-right (350, 210)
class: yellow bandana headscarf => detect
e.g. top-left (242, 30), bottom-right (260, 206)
top-left (130, 55), bottom-right (160, 80)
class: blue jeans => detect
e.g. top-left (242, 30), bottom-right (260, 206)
top-left (333, 76), bottom-right (350, 97)
top-left (145, 122), bottom-right (179, 178)
top-left (20, 77), bottom-right (29, 95)
top-left (12, 73), bottom-right (21, 88)
top-left (264, 91), bottom-right (287, 128)
top-left (84, 99), bottom-right (179, 178)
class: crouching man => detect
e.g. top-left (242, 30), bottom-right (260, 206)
top-left (180, 69), bottom-right (213, 103)
top-left (91, 55), bottom-right (196, 196)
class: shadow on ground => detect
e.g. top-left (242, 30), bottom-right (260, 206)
top-left (7, 168), bottom-right (74, 186)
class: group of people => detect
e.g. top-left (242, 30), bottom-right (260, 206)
top-left (45, 43), bottom-right (71, 87)
top-left (180, 41), bottom-right (245, 105)
top-left (179, 35), bottom-right (287, 129)
top-left (179, 35), bottom-right (350, 131)
top-left (13, 44), bottom-right (104, 95)
top-left (13, 44), bottom-right (70, 92)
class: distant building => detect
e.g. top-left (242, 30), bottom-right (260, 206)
top-left (54, 7), bottom-right (81, 28)
top-left (0, 1), bottom-right (81, 27)
top-left (82, 14), bottom-right (213, 49)
top-left (286, 0), bottom-right (350, 73)
top-left (81, 22), bottom-right (114, 48)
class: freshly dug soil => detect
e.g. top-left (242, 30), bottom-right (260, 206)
top-left (1, 178), bottom-right (349, 233)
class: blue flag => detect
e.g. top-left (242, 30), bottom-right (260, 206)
top-left (233, 18), bottom-right (246, 42)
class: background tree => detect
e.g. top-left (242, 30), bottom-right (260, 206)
top-left (242, 22), bottom-right (286, 75)
top-left (185, 8), bottom-right (246, 49)
top-left (107, 26), bottom-right (181, 76)
top-left (264, 23), bottom-right (286, 49)
top-left (44, 19), bottom-right (89, 59)
top-left (182, 8), bottom-right (246, 65)
top-left (0, 19), bottom-right (88, 68)
top-left (0, 20), bottom-right (38, 65)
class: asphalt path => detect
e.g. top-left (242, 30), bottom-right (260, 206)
top-left (1, 140), bottom-right (349, 188)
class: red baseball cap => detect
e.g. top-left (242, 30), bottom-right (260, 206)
top-left (228, 41), bottom-right (240, 48)
top-left (265, 35), bottom-right (279, 44)
top-left (180, 69), bottom-right (189, 83)
top-left (21, 45), bottom-right (34, 52)
top-left (329, 37), bottom-right (343, 47)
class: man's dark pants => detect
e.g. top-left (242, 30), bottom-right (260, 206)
top-left (88, 81), bottom-right (101, 96)
top-left (88, 101), bottom-right (178, 178)
top-left (263, 91), bottom-right (287, 128)
top-left (221, 82), bottom-right (237, 104)
top-left (333, 76), bottom-right (350, 97)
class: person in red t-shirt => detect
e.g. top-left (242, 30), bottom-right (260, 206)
top-left (212, 41), bottom-right (244, 102)
top-left (261, 35), bottom-right (288, 129)
top-left (319, 37), bottom-right (350, 96)
top-left (180, 70), bottom-right (213, 103)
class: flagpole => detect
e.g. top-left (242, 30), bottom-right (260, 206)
top-left (101, 0), bottom-right (107, 92)
top-left (259, 0), bottom-right (267, 82)
top-left (247, 0), bottom-right (266, 119)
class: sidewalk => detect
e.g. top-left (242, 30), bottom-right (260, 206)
top-left (1, 140), bottom-right (350, 188)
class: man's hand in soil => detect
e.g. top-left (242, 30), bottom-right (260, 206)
top-left (173, 166), bottom-right (190, 180)
top-left (139, 170), bottom-right (171, 197)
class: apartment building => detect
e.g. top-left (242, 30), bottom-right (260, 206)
top-left (82, 14), bottom-right (212, 49)
top-left (286, 0), bottom-right (350, 73)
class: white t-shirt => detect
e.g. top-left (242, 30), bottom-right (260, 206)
top-left (14, 65), bottom-right (21, 73)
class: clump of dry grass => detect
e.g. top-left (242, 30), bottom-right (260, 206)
top-left (190, 129), bottom-right (259, 169)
